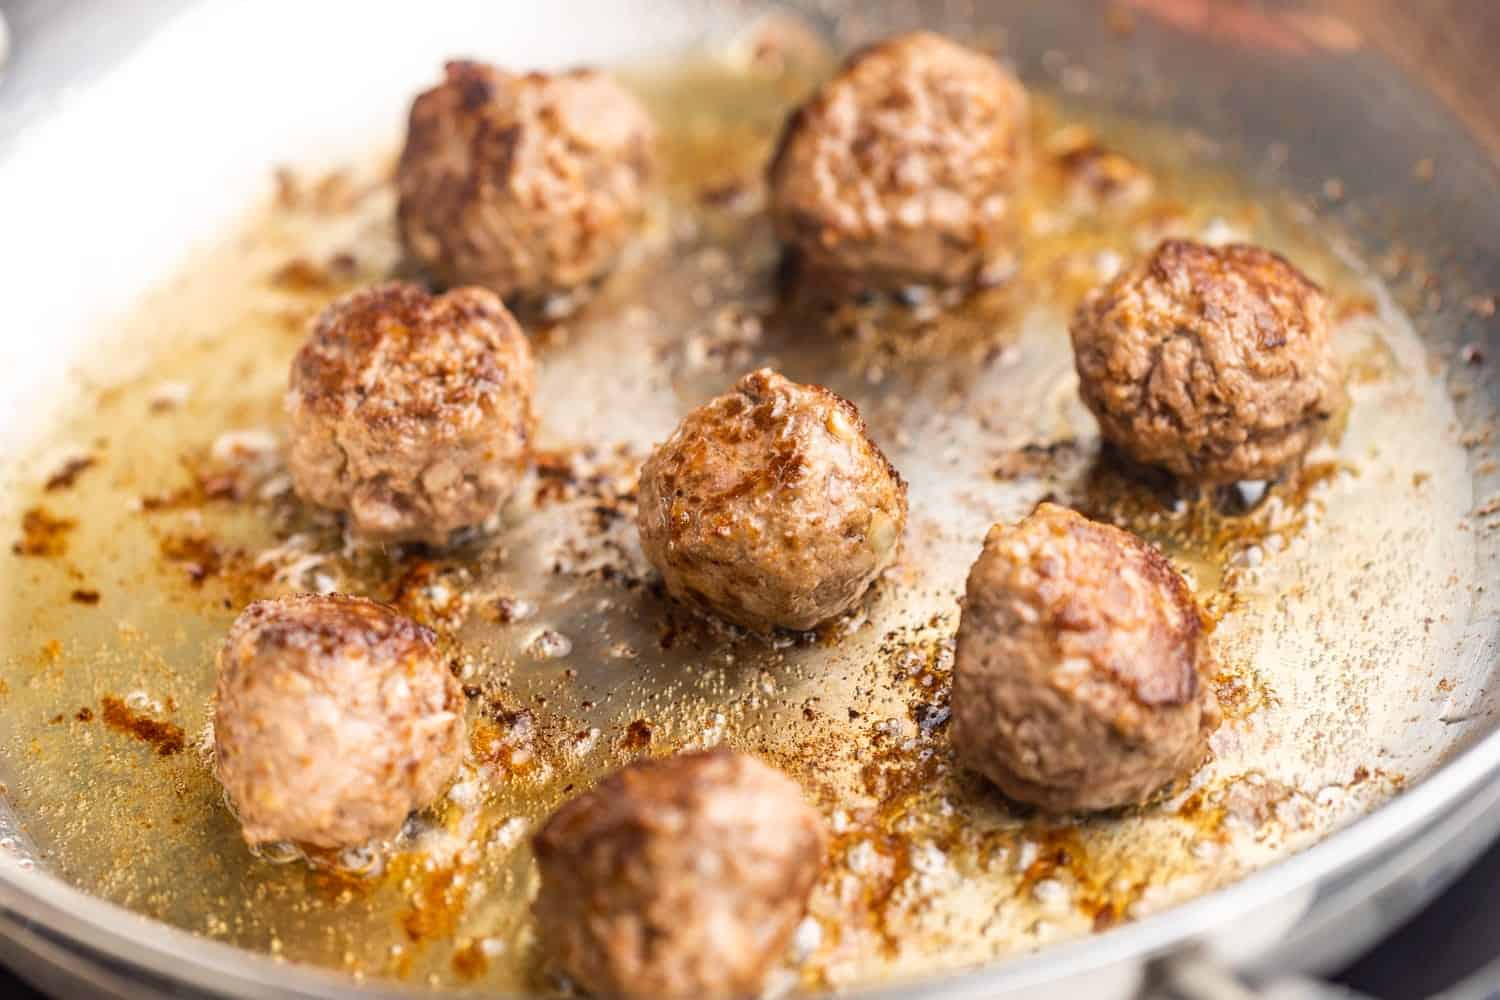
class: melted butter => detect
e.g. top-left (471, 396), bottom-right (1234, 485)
top-left (0, 50), bottom-right (1480, 993)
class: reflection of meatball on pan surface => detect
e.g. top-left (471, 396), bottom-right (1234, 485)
top-left (953, 504), bottom-right (1220, 813)
top-left (214, 594), bottom-right (465, 850)
top-left (397, 60), bottom-right (656, 301)
top-left (768, 31), bottom-right (1029, 291)
top-left (286, 281), bottom-right (535, 544)
top-left (637, 368), bottom-right (907, 632)
top-left (533, 749), bottom-right (826, 1000)
top-left (1071, 239), bottom-right (1347, 484)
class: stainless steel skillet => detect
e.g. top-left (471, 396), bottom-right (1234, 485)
top-left (1, 1), bottom-right (1499, 997)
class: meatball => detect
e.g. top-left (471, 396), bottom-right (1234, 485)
top-left (767, 31), bottom-right (1030, 291)
top-left (636, 369), bottom-right (907, 632)
top-left (286, 281), bottom-right (535, 544)
top-left (1071, 239), bottom-right (1347, 484)
top-left (532, 749), bottom-right (827, 1000)
top-left (397, 60), bottom-right (656, 301)
top-left (213, 594), bottom-right (465, 849)
top-left (952, 503), bottom-right (1220, 812)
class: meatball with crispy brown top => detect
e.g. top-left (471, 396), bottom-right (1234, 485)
top-left (1071, 239), bottom-right (1347, 484)
top-left (952, 504), bottom-right (1220, 813)
top-left (286, 281), bottom-right (534, 544)
top-left (532, 748), bottom-right (827, 1000)
top-left (214, 594), bottom-right (465, 850)
top-left (636, 369), bottom-right (907, 632)
top-left (397, 60), bottom-right (656, 301)
top-left (768, 31), bottom-right (1030, 292)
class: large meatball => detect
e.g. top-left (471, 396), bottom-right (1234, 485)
top-left (1071, 239), bottom-right (1348, 484)
top-left (213, 594), bottom-right (465, 849)
top-left (952, 504), bottom-right (1220, 813)
top-left (767, 31), bottom-right (1030, 291)
top-left (636, 369), bottom-right (907, 632)
top-left (286, 281), bottom-right (535, 544)
top-left (532, 749), bottom-right (827, 1000)
top-left (397, 60), bottom-right (656, 301)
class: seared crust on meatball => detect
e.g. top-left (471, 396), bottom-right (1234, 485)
top-left (397, 60), bottom-right (656, 300)
top-left (767, 31), bottom-right (1029, 291)
top-left (636, 369), bottom-right (907, 632)
top-left (1071, 239), bottom-right (1347, 484)
top-left (214, 594), bottom-right (465, 849)
top-left (532, 749), bottom-right (827, 1000)
top-left (952, 504), bottom-right (1220, 812)
top-left (286, 281), bottom-right (535, 544)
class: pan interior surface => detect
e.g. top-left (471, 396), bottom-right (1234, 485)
top-left (0, 1), bottom-right (1498, 996)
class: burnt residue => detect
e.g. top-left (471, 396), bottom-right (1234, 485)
top-left (158, 535), bottom-right (226, 585)
top-left (388, 559), bottom-right (472, 629)
top-left (99, 696), bottom-right (185, 756)
top-left (622, 719), bottom-right (654, 751)
top-left (451, 939), bottom-right (489, 981)
top-left (154, 533), bottom-right (272, 603)
top-left (44, 456), bottom-right (97, 492)
top-left (13, 507), bottom-right (76, 557)
top-left (1015, 824), bottom-right (1151, 932)
top-left (399, 859), bottom-right (467, 943)
top-left (70, 589), bottom-right (101, 606)
top-left (269, 257), bottom-right (336, 293)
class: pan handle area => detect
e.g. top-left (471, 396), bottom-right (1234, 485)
top-left (1152, 948), bottom-right (1500, 1000)
top-left (1151, 951), bottom-right (1370, 1000)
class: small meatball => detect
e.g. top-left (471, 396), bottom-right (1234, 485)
top-left (767, 31), bottom-right (1030, 291)
top-left (636, 369), bottom-right (907, 632)
top-left (214, 594), bottom-right (464, 849)
top-left (397, 60), bottom-right (656, 301)
top-left (1071, 239), bottom-right (1347, 484)
top-left (952, 504), bottom-right (1220, 812)
top-left (286, 281), bottom-right (534, 544)
top-left (532, 749), bottom-right (827, 1000)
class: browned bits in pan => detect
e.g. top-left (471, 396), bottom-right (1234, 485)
top-left (100, 696), bottom-right (185, 757)
top-left (12, 507), bottom-right (75, 557)
top-left (43, 455), bottom-right (96, 492)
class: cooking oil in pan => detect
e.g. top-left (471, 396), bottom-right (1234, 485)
top-left (0, 47), bottom-right (1487, 994)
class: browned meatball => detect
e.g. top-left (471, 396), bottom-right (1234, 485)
top-left (636, 369), bottom-right (907, 632)
top-left (1071, 239), bottom-right (1347, 484)
top-left (397, 60), bottom-right (656, 301)
top-left (952, 504), bottom-right (1220, 813)
top-left (213, 594), bottom-right (465, 849)
top-left (767, 31), bottom-right (1030, 291)
top-left (286, 281), bottom-right (535, 544)
top-left (532, 749), bottom-right (827, 1000)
